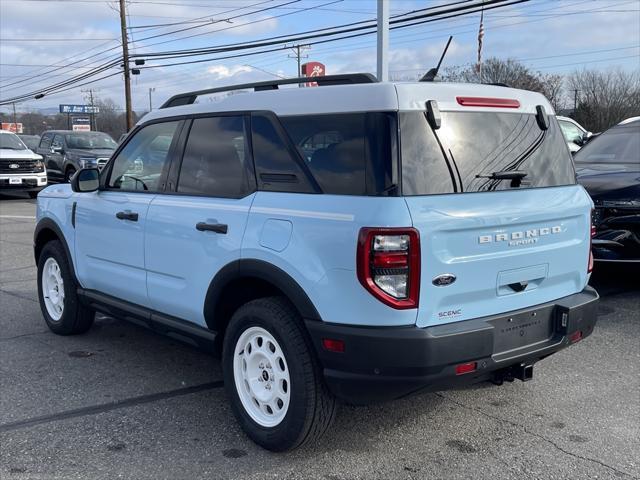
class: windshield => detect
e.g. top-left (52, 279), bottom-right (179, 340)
top-left (574, 124), bottom-right (640, 164)
top-left (401, 111), bottom-right (576, 195)
top-left (65, 132), bottom-right (117, 150)
top-left (0, 133), bottom-right (27, 150)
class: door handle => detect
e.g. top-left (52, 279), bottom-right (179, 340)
top-left (116, 211), bottom-right (139, 222)
top-left (196, 222), bottom-right (228, 234)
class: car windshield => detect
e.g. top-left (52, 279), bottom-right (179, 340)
top-left (574, 124), bottom-right (640, 164)
top-left (65, 132), bottom-right (117, 150)
top-left (0, 133), bottom-right (27, 150)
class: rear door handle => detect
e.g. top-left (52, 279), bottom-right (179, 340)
top-left (196, 222), bottom-right (228, 234)
top-left (116, 211), bottom-right (139, 222)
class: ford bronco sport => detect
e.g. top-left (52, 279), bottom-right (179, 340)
top-left (34, 74), bottom-right (598, 451)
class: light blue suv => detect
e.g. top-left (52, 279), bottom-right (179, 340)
top-left (34, 74), bottom-right (599, 451)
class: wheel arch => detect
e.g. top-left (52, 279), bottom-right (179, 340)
top-left (33, 218), bottom-right (78, 284)
top-left (204, 259), bottom-right (322, 337)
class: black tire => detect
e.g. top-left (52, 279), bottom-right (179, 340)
top-left (65, 167), bottom-right (76, 183)
top-left (37, 240), bottom-right (94, 335)
top-left (27, 191), bottom-right (39, 199)
top-left (223, 297), bottom-right (336, 451)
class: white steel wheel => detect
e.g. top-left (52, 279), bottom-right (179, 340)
top-left (233, 326), bottom-right (291, 428)
top-left (42, 257), bottom-right (65, 321)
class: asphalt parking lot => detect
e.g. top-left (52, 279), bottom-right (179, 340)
top-left (0, 192), bottom-right (638, 480)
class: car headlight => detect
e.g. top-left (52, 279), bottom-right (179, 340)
top-left (79, 157), bottom-right (97, 168)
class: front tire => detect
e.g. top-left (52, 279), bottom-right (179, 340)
top-left (65, 167), bottom-right (76, 183)
top-left (223, 297), bottom-right (336, 451)
top-left (28, 191), bottom-right (39, 199)
top-left (37, 240), bottom-right (94, 335)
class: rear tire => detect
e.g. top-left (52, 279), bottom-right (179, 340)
top-left (37, 240), bottom-right (94, 335)
top-left (223, 297), bottom-right (336, 451)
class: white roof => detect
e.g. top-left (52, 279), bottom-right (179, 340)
top-left (140, 81), bottom-right (555, 126)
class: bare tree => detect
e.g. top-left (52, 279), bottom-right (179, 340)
top-left (568, 69), bottom-right (640, 132)
top-left (441, 58), bottom-right (565, 110)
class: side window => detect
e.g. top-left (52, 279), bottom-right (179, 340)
top-left (40, 133), bottom-right (52, 150)
top-left (250, 114), bottom-right (316, 194)
top-left (108, 121), bottom-right (180, 192)
top-left (177, 116), bottom-right (254, 198)
top-left (52, 134), bottom-right (64, 150)
top-left (559, 120), bottom-right (583, 143)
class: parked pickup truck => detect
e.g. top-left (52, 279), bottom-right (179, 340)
top-left (36, 130), bottom-right (117, 183)
top-left (34, 74), bottom-right (599, 451)
top-left (0, 130), bottom-right (47, 198)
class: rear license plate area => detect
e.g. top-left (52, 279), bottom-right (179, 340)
top-left (490, 305), bottom-right (555, 355)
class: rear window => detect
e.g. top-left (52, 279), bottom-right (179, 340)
top-left (280, 113), bottom-right (396, 196)
top-left (401, 112), bottom-right (576, 195)
top-left (574, 124), bottom-right (640, 164)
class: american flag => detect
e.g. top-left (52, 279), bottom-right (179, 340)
top-left (476, 8), bottom-right (484, 76)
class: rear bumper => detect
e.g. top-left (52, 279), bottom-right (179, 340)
top-left (306, 287), bottom-right (598, 404)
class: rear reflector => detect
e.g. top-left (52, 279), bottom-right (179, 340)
top-left (455, 362), bottom-right (477, 375)
top-left (569, 331), bottom-right (583, 343)
top-left (456, 96), bottom-right (520, 108)
top-left (322, 338), bottom-right (345, 353)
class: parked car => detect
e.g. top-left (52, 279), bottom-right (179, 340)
top-left (575, 117), bottom-right (639, 262)
top-left (34, 75), bottom-right (598, 451)
top-left (0, 130), bottom-right (47, 198)
top-left (557, 116), bottom-right (592, 153)
top-left (18, 134), bottom-right (41, 151)
top-left (36, 130), bottom-right (117, 182)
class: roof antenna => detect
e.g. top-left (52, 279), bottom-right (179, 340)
top-left (420, 36), bottom-right (453, 82)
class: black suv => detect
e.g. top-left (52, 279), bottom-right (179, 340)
top-left (36, 130), bottom-right (117, 182)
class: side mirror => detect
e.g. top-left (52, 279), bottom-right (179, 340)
top-left (71, 168), bottom-right (100, 193)
top-left (51, 146), bottom-right (63, 154)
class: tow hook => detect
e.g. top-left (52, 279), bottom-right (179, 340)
top-left (492, 363), bottom-right (534, 385)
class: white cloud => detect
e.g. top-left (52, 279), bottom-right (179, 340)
top-left (206, 64), bottom-right (253, 79)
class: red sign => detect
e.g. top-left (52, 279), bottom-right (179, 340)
top-left (1, 123), bottom-right (23, 134)
top-left (301, 62), bottom-right (325, 87)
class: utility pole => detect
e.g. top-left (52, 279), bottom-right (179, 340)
top-left (288, 44), bottom-right (309, 80)
top-left (82, 88), bottom-right (98, 131)
top-left (119, 0), bottom-right (133, 132)
top-left (11, 102), bottom-right (18, 132)
top-left (377, 0), bottom-right (389, 82)
top-left (148, 87), bottom-right (155, 112)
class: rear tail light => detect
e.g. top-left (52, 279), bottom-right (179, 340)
top-left (588, 209), bottom-right (595, 273)
top-left (357, 228), bottom-right (420, 309)
top-left (456, 96), bottom-right (520, 108)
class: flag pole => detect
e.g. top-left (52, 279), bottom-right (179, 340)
top-left (477, 5), bottom-right (485, 82)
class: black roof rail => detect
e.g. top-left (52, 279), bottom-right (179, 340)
top-left (160, 73), bottom-right (378, 109)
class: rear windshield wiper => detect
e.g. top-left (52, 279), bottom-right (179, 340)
top-left (476, 170), bottom-right (528, 188)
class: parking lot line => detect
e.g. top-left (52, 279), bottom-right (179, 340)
top-left (0, 215), bottom-right (36, 220)
top-left (0, 380), bottom-right (224, 434)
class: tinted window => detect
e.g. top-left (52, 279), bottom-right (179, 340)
top-left (401, 112), bottom-right (576, 195)
top-left (280, 113), bottom-right (395, 195)
top-left (108, 121), bottom-right (179, 192)
top-left (251, 114), bottom-right (315, 193)
top-left (39, 133), bottom-right (52, 150)
top-left (52, 135), bottom-right (64, 150)
top-left (178, 116), bottom-right (253, 198)
top-left (574, 124), bottom-right (640, 164)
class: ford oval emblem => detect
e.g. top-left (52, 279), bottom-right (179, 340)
top-left (432, 274), bottom-right (456, 287)
top-left (9, 163), bottom-right (20, 169)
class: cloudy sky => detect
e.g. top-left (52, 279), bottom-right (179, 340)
top-left (1, 0), bottom-right (638, 114)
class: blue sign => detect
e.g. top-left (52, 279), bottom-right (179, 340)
top-left (59, 104), bottom-right (99, 114)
